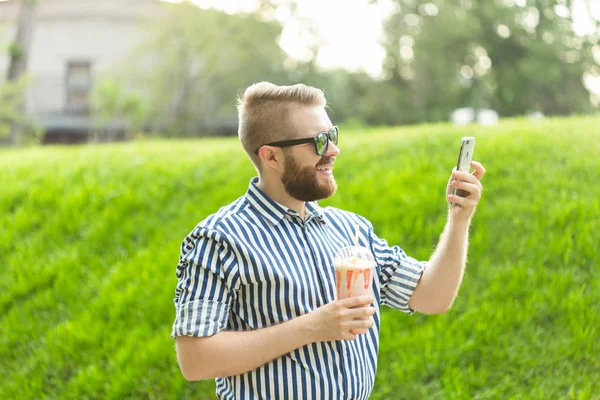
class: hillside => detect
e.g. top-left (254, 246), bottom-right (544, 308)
top-left (1, 116), bottom-right (599, 399)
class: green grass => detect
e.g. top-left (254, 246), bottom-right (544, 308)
top-left (1, 116), bottom-right (599, 399)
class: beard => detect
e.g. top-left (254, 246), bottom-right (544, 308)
top-left (281, 155), bottom-right (337, 202)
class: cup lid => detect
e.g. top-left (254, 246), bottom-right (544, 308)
top-left (333, 245), bottom-right (375, 263)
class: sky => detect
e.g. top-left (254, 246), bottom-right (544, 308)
top-left (191, 0), bottom-right (395, 77)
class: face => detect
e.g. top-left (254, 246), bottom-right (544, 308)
top-left (280, 106), bottom-right (341, 202)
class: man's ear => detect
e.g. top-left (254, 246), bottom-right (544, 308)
top-left (258, 146), bottom-right (285, 172)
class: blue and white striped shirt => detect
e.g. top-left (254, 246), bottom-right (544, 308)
top-left (171, 177), bottom-right (426, 400)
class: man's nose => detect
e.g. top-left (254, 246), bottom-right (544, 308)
top-left (325, 140), bottom-right (340, 157)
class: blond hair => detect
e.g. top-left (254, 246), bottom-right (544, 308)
top-left (237, 82), bottom-right (327, 168)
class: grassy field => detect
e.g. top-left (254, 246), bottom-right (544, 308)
top-left (1, 116), bottom-right (599, 399)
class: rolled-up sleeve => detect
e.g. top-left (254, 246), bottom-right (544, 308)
top-left (171, 226), bottom-right (239, 339)
top-left (369, 226), bottom-right (426, 314)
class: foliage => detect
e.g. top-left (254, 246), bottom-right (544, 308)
top-left (8, 42), bottom-right (24, 58)
top-left (379, 0), bottom-right (598, 123)
top-left (90, 77), bottom-right (148, 142)
top-left (129, 2), bottom-right (289, 137)
top-left (1, 116), bottom-right (598, 399)
top-left (115, 1), bottom-right (599, 135)
top-left (0, 76), bottom-right (42, 144)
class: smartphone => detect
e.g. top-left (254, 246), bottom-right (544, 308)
top-left (452, 137), bottom-right (475, 200)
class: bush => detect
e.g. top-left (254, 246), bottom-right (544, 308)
top-left (0, 76), bottom-right (43, 145)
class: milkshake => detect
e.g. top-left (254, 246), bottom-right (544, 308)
top-left (333, 245), bottom-right (377, 300)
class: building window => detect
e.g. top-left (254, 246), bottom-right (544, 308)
top-left (66, 61), bottom-right (92, 113)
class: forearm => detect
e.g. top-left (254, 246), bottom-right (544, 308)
top-left (411, 215), bottom-right (470, 313)
top-left (177, 313), bottom-right (313, 380)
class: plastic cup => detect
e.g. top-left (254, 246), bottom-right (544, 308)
top-left (333, 245), bottom-right (377, 300)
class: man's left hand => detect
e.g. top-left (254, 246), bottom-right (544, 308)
top-left (446, 160), bottom-right (486, 221)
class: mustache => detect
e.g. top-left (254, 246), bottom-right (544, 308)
top-left (316, 157), bottom-right (335, 167)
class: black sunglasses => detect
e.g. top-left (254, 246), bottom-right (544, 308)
top-left (254, 126), bottom-right (339, 156)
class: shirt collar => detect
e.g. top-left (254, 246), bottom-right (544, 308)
top-left (306, 201), bottom-right (326, 223)
top-left (245, 177), bottom-right (326, 226)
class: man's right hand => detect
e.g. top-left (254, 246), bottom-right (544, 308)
top-left (304, 295), bottom-right (376, 342)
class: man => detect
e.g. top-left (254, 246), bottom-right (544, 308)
top-left (171, 82), bottom-right (485, 399)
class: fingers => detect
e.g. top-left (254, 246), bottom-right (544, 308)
top-left (339, 307), bottom-right (375, 327)
top-left (330, 297), bottom-right (377, 339)
top-left (451, 171), bottom-right (483, 197)
top-left (470, 160), bottom-right (486, 181)
top-left (450, 180), bottom-right (481, 199)
top-left (346, 306), bottom-right (376, 319)
top-left (447, 193), bottom-right (476, 208)
top-left (338, 295), bottom-right (374, 308)
top-left (452, 162), bottom-right (485, 183)
top-left (336, 302), bottom-right (376, 338)
top-left (452, 170), bottom-right (479, 185)
top-left (349, 327), bottom-right (374, 335)
top-left (346, 318), bottom-right (375, 335)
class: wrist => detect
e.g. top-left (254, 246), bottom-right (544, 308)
top-left (295, 311), bottom-right (318, 345)
top-left (447, 213), bottom-right (471, 231)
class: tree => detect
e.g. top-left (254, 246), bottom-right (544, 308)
top-left (6, 0), bottom-right (38, 146)
top-left (379, 0), bottom-right (598, 122)
top-left (127, 2), bottom-right (289, 137)
top-left (90, 78), bottom-right (148, 142)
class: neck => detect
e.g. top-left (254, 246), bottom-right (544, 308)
top-left (256, 175), bottom-right (307, 220)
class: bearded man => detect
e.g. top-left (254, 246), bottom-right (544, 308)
top-left (171, 82), bottom-right (486, 400)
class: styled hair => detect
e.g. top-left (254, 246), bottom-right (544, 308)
top-left (237, 82), bottom-right (327, 168)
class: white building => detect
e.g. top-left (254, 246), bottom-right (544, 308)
top-left (0, 0), bottom-right (166, 142)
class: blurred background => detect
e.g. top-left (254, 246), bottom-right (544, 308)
top-left (1, 1), bottom-right (599, 399)
top-left (0, 0), bottom-right (598, 145)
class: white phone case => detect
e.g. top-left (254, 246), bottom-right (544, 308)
top-left (452, 137), bottom-right (475, 200)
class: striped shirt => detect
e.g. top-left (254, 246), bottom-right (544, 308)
top-left (171, 177), bottom-right (426, 400)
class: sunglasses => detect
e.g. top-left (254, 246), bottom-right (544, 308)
top-left (254, 126), bottom-right (339, 156)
